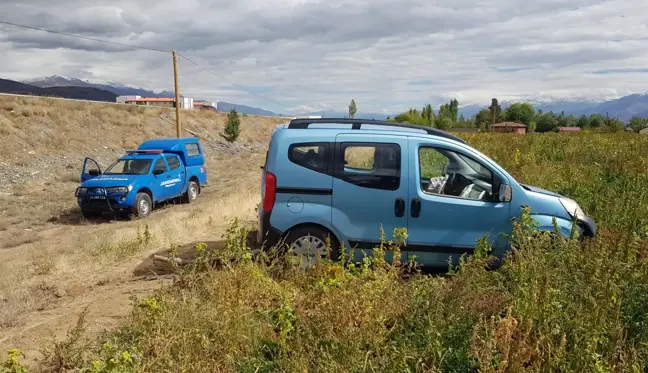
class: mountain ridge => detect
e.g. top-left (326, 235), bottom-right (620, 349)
top-left (13, 75), bottom-right (648, 121)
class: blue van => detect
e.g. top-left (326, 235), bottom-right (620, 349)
top-left (257, 118), bottom-right (596, 267)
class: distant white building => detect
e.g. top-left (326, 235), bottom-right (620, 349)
top-left (116, 95), bottom-right (194, 109)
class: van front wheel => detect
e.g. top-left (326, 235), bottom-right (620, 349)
top-left (284, 226), bottom-right (341, 267)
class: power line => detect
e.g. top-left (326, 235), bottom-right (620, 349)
top-left (0, 19), bottom-right (170, 53)
top-left (177, 53), bottom-right (289, 110)
top-left (0, 19), bottom-right (291, 111)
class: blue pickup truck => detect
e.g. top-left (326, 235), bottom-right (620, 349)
top-left (75, 137), bottom-right (208, 219)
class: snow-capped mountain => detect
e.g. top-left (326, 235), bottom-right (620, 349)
top-left (458, 94), bottom-right (648, 121)
top-left (23, 75), bottom-right (174, 98)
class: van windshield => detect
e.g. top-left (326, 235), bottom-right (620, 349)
top-left (104, 159), bottom-right (152, 175)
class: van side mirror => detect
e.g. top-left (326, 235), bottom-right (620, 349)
top-left (88, 169), bottom-right (100, 176)
top-left (498, 184), bottom-right (512, 202)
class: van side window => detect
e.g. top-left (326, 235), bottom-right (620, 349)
top-left (419, 146), bottom-right (494, 201)
top-left (166, 155), bottom-right (181, 171)
top-left (339, 143), bottom-right (400, 191)
top-left (288, 143), bottom-right (329, 174)
top-left (153, 158), bottom-right (168, 174)
top-left (186, 143), bottom-right (200, 157)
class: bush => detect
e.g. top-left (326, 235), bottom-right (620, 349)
top-left (19, 132), bottom-right (648, 372)
top-left (222, 109), bottom-right (240, 142)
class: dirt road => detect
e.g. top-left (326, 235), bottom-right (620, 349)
top-left (0, 151), bottom-right (265, 366)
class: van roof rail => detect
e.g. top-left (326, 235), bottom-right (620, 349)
top-left (287, 118), bottom-right (467, 144)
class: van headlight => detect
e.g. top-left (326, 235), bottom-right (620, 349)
top-left (106, 186), bottom-right (130, 193)
top-left (560, 197), bottom-right (585, 219)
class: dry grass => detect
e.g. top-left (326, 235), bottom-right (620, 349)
top-left (0, 95), bottom-right (281, 163)
top-left (0, 94), bottom-right (282, 353)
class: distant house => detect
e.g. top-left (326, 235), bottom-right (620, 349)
top-left (116, 95), bottom-right (194, 109)
top-left (640, 128), bottom-right (648, 135)
top-left (557, 126), bottom-right (581, 133)
top-left (192, 100), bottom-right (218, 112)
top-left (492, 122), bottom-right (527, 134)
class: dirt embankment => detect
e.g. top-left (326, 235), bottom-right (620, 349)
top-left (0, 94), bottom-right (285, 365)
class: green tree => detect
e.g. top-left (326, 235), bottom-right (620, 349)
top-left (536, 111), bottom-right (557, 132)
top-left (475, 108), bottom-right (492, 129)
top-left (589, 114), bottom-right (606, 128)
top-left (605, 117), bottom-right (624, 132)
top-left (528, 120), bottom-right (537, 133)
top-left (629, 117), bottom-right (648, 132)
top-left (488, 98), bottom-right (502, 126)
top-left (435, 116), bottom-right (453, 130)
top-left (421, 104), bottom-right (435, 126)
top-left (392, 108), bottom-right (427, 126)
top-left (222, 108), bottom-right (240, 142)
top-left (438, 98), bottom-right (459, 122)
top-left (577, 115), bottom-right (590, 128)
top-left (348, 99), bottom-right (357, 119)
top-left (504, 102), bottom-right (535, 126)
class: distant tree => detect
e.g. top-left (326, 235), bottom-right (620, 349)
top-left (536, 111), bottom-right (558, 132)
top-left (589, 114), bottom-right (606, 128)
top-left (605, 116), bottom-right (624, 132)
top-left (434, 116), bottom-right (453, 130)
top-left (348, 99), bottom-right (357, 119)
top-left (222, 108), bottom-right (240, 142)
top-left (392, 108), bottom-right (427, 126)
top-left (577, 115), bottom-right (590, 128)
top-left (629, 117), bottom-right (648, 132)
top-left (488, 98), bottom-right (502, 125)
top-left (475, 108), bottom-right (492, 129)
top-left (438, 98), bottom-right (459, 122)
top-left (421, 104), bottom-right (435, 126)
top-left (528, 120), bottom-right (537, 133)
top-left (504, 102), bottom-right (535, 126)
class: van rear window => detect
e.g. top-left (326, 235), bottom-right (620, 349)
top-left (186, 143), bottom-right (201, 157)
top-left (288, 143), bottom-right (329, 174)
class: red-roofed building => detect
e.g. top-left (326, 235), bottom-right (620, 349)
top-left (491, 122), bottom-right (527, 134)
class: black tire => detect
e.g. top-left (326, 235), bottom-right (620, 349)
top-left (182, 181), bottom-right (199, 203)
top-left (284, 225), bottom-right (341, 262)
top-left (81, 209), bottom-right (102, 219)
top-left (131, 192), bottom-right (152, 218)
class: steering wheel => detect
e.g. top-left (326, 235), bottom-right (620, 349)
top-left (442, 172), bottom-right (457, 195)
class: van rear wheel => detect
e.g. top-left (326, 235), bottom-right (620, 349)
top-left (284, 226), bottom-right (341, 268)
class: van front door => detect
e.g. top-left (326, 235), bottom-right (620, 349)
top-left (331, 133), bottom-right (409, 262)
top-left (405, 139), bottom-right (513, 268)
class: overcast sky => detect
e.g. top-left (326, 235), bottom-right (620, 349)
top-left (1, 0), bottom-right (647, 114)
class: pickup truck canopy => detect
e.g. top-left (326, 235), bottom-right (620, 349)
top-left (137, 137), bottom-right (205, 167)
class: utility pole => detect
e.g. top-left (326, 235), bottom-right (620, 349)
top-left (172, 50), bottom-right (181, 138)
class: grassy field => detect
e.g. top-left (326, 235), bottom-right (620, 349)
top-left (8, 131), bottom-right (647, 372)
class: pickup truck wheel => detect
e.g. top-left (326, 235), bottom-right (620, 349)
top-left (132, 192), bottom-right (152, 218)
top-left (182, 181), bottom-right (199, 203)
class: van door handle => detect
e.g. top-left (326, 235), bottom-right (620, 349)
top-left (394, 197), bottom-right (405, 217)
top-left (411, 198), bottom-right (421, 218)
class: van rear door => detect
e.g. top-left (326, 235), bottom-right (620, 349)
top-left (331, 133), bottom-right (409, 261)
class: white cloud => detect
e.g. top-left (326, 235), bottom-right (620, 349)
top-left (1, 0), bottom-right (648, 114)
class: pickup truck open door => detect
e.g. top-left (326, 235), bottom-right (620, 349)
top-left (81, 157), bottom-right (102, 183)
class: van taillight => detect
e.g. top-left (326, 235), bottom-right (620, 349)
top-left (262, 172), bottom-right (276, 212)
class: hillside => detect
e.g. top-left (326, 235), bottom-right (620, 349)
top-left (0, 78), bottom-right (117, 102)
top-left (0, 93), bottom-right (287, 361)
